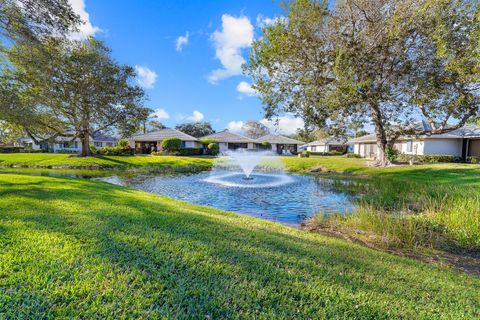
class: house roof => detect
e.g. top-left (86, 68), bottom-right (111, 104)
top-left (256, 134), bottom-right (304, 145)
top-left (200, 130), bottom-right (256, 143)
top-left (129, 128), bottom-right (198, 142)
top-left (306, 137), bottom-right (348, 146)
top-left (349, 123), bottom-right (480, 144)
top-left (92, 133), bottom-right (117, 142)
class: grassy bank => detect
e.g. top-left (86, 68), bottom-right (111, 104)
top-left (1, 173), bottom-right (479, 318)
top-left (283, 156), bottom-right (480, 254)
top-left (0, 153), bottom-right (213, 173)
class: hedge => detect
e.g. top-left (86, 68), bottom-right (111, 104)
top-left (161, 138), bottom-right (182, 152)
top-left (178, 148), bottom-right (203, 156)
top-left (397, 153), bottom-right (463, 163)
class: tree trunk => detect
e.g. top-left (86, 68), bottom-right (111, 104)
top-left (370, 102), bottom-right (389, 166)
top-left (80, 130), bottom-right (91, 157)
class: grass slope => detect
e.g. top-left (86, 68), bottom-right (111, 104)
top-left (0, 174), bottom-right (479, 318)
top-left (0, 153), bottom-right (213, 173)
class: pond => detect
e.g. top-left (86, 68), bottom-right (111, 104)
top-left (97, 171), bottom-right (355, 226)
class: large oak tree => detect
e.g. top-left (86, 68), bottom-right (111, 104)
top-left (5, 37), bottom-right (146, 156)
top-left (246, 0), bottom-right (479, 165)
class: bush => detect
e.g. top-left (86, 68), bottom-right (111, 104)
top-left (346, 153), bottom-right (361, 158)
top-left (386, 146), bottom-right (399, 162)
top-left (118, 139), bottom-right (128, 148)
top-left (298, 151), bottom-right (311, 158)
top-left (207, 142), bottom-right (219, 156)
top-left (200, 138), bottom-right (217, 145)
top-left (309, 151), bottom-right (344, 156)
top-left (397, 153), bottom-right (461, 164)
top-left (178, 148), bottom-right (202, 156)
top-left (89, 145), bottom-right (98, 155)
top-left (0, 146), bottom-right (24, 153)
top-left (467, 156), bottom-right (479, 164)
top-left (161, 138), bottom-right (182, 152)
top-left (98, 145), bottom-right (134, 156)
top-left (260, 141), bottom-right (272, 150)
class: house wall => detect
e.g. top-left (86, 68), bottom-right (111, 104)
top-left (469, 139), bottom-right (480, 157)
top-left (423, 139), bottom-right (462, 156)
top-left (219, 143), bottom-right (228, 153)
top-left (247, 142), bottom-right (255, 149)
top-left (395, 140), bottom-right (424, 155)
top-left (307, 145), bottom-right (327, 153)
top-left (184, 141), bottom-right (200, 148)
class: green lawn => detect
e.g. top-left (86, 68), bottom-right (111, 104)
top-left (1, 173), bottom-right (479, 318)
top-left (0, 153), bottom-right (213, 173)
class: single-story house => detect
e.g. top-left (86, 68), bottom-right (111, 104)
top-left (128, 128), bottom-right (200, 154)
top-left (256, 134), bottom-right (304, 154)
top-left (20, 133), bottom-right (117, 154)
top-left (303, 137), bottom-right (348, 153)
top-left (350, 123), bottom-right (480, 159)
top-left (200, 130), bottom-right (257, 153)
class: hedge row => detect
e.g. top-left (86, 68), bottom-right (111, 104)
top-left (396, 153), bottom-right (463, 163)
top-left (0, 146), bottom-right (45, 153)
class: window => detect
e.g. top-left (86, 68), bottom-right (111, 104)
top-left (106, 142), bottom-right (113, 147)
top-left (406, 140), bottom-right (413, 153)
top-left (94, 142), bottom-right (102, 147)
top-left (181, 141), bottom-right (186, 148)
top-left (312, 146), bottom-right (316, 152)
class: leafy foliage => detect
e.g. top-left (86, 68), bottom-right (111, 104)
top-left (160, 138), bottom-right (182, 152)
top-left (207, 142), bottom-right (219, 156)
top-left (175, 122), bottom-right (215, 138)
top-left (241, 120), bottom-right (269, 139)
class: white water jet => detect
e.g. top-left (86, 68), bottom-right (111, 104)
top-left (204, 149), bottom-right (293, 188)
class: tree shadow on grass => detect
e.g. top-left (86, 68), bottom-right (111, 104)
top-left (1, 175), bottom-right (479, 318)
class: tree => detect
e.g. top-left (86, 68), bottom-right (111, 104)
top-left (246, 0), bottom-right (479, 165)
top-left (117, 106), bottom-right (152, 137)
top-left (0, 0), bottom-right (80, 42)
top-left (241, 120), bottom-right (270, 139)
top-left (175, 122), bottom-right (215, 138)
top-left (4, 37), bottom-right (146, 156)
top-left (148, 120), bottom-right (166, 132)
top-left (0, 120), bottom-right (23, 145)
top-left (355, 130), bottom-right (369, 138)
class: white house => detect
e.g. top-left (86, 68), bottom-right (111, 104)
top-left (20, 133), bottom-right (117, 154)
top-left (128, 128), bottom-right (200, 154)
top-left (350, 123), bottom-right (480, 159)
top-left (200, 130), bottom-right (257, 153)
top-left (303, 137), bottom-right (348, 153)
top-left (256, 134), bottom-right (304, 154)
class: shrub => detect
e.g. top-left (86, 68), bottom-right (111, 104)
top-left (161, 138), bottom-right (182, 152)
top-left (397, 153), bottom-right (460, 164)
top-left (0, 146), bottom-right (24, 153)
top-left (468, 156), bottom-right (479, 164)
top-left (89, 145), bottom-right (98, 155)
top-left (178, 148), bottom-right (202, 156)
top-left (346, 153), bottom-right (361, 158)
top-left (98, 145), bottom-right (134, 156)
top-left (200, 138), bottom-right (217, 145)
top-left (260, 141), bottom-right (272, 150)
top-left (207, 142), bottom-right (219, 156)
top-left (386, 146), bottom-right (399, 162)
top-left (118, 139), bottom-right (128, 148)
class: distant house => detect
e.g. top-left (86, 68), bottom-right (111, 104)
top-left (20, 133), bottom-right (117, 154)
top-left (303, 137), bottom-right (348, 153)
top-left (128, 128), bottom-right (200, 154)
top-left (200, 130), bottom-right (257, 153)
top-left (350, 123), bottom-right (480, 159)
top-left (256, 134), bottom-right (304, 154)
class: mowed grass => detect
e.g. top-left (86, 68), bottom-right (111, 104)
top-left (0, 174), bottom-right (479, 318)
top-left (0, 153), bottom-right (213, 173)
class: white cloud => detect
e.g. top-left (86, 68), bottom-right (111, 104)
top-left (150, 108), bottom-right (170, 120)
top-left (226, 120), bottom-right (244, 133)
top-left (208, 15), bottom-right (254, 84)
top-left (256, 14), bottom-right (287, 28)
top-left (68, 0), bottom-right (101, 40)
top-left (260, 115), bottom-right (304, 135)
top-left (135, 66), bottom-right (158, 89)
top-left (236, 81), bottom-right (257, 97)
top-left (188, 110), bottom-right (204, 121)
top-left (177, 110), bottom-right (205, 122)
top-left (176, 32), bottom-right (189, 52)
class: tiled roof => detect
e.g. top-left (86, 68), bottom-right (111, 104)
top-left (92, 134), bottom-right (117, 142)
top-left (129, 128), bottom-right (198, 141)
top-left (200, 130), bottom-right (256, 143)
top-left (256, 134), bottom-right (304, 145)
top-left (306, 137), bottom-right (348, 146)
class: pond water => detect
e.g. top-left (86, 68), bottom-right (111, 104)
top-left (97, 171), bottom-right (355, 226)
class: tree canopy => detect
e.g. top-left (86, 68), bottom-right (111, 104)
top-left (241, 120), bottom-right (270, 139)
top-left (3, 37), bottom-right (146, 156)
top-left (175, 122), bottom-right (215, 138)
top-left (246, 0), bottom-right (480, 165)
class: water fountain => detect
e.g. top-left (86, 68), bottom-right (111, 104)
top-left (203, 149), bottom-right (294, 188)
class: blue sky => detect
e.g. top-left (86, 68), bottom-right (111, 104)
top-left (72, 0), bottom-right (306, 135)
